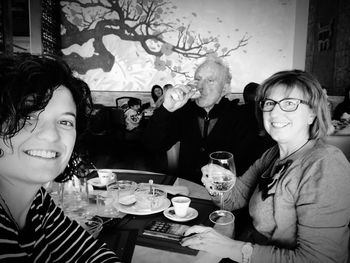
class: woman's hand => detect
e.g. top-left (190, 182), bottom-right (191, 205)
top-left (201, 164), bottom-right (236, 196)
top-left (180, 225), bottom-right (243, 261)
top-left (163, 84), bottom-right (197, 112)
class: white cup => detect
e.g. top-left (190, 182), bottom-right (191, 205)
top-left (97, 169), bottom-right (114, 185)
top-left (171, 196), bottom-right (191, 217)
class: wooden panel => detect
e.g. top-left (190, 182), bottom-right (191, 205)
top-left (1, 0), bottom-right (13, 54)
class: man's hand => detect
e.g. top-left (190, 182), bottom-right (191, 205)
top-left (163, 84), bottom-right (198, 112)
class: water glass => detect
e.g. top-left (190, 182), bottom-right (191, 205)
top-left (96, 181), bottom-right (119, 217)
top-left (63, 177), bottom-right (89, 211)
top-left (118, 180), bottom-right (137, 202)
top-left (213, 212), bottom-right (235, 238)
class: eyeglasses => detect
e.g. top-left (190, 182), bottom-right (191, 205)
top-left (259, 98), bottom-right (309, 112)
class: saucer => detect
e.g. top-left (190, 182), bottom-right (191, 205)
top-left (87, 178), bottom-right (106, 188)
top-left (163, 207), bottom-right (198, 222)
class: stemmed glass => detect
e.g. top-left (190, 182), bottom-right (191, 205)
top-left (208, 151), bottom-right (236, 225)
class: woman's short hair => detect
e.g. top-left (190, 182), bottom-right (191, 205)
top-left (0, 53), bottom-right (93, 181)
top-left (255, 69), bottom-right (333, 139)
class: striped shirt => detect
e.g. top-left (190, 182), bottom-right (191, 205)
top-left (0, 188), bottom-right (120, 262)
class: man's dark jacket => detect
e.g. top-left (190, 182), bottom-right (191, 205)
top-left (143, 98), bottom-right (273, 184)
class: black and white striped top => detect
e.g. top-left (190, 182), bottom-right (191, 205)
top-left (0, 188), bottom-right (120, 262)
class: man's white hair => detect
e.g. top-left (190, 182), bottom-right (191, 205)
top-left (196, 55), bottom-right (232, 84)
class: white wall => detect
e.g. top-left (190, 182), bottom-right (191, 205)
top-left (292, 0), bottom-right (309, 70)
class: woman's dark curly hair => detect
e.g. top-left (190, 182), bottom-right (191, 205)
top-left (0, 53), bottom-right (93, 181)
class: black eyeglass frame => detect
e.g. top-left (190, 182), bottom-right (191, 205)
top-left (259, 98), bottom-right (310, 112)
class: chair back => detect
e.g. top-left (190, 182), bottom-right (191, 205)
top-left (324, 135), bottom-right (350, 161)
top-left (89, 104), bottom-right (111, 135)
top-left (167, 141), bottom-right (180, 173)
top-left (116, 96), bottom-right (142, 111)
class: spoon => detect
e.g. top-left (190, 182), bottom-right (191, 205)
top-left (149, 179), bottom-right (154, 195)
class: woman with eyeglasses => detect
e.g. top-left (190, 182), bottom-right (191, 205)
top-left (181, 70), bottom-right (350, 263)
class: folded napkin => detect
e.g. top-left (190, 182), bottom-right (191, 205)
top-left (138, 183), bottom-right (189, 196)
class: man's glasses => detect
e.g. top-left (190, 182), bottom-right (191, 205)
top-left (259, 98), bottom-right (309, 112)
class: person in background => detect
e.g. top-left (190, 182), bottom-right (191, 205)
top-left (124, 97), bottom-right (143, 131)
top-left (243, 82), bottom-right (259, 104)
top-left (240, 82), bottom-right (260, 133)
top-left (143, 56), bottom-right (271, 184)
top-left (333, 85), bottom-right (350, 121)
top-left (0, 53), bottom-right (120, 261)
top-left (181, 70), bottom-right (350, 263)
top-left (150, 84), bottom-right (164, 108)
top-left (240, 82), bottom-right (275, 151)
top-left (322, 87), bottom-right (334, 118)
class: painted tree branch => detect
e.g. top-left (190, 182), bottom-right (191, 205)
top-left (61, 0), bottom-right (249, 75)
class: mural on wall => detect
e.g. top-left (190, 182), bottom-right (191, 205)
top-left (61, 0), bottom-right (295, 92)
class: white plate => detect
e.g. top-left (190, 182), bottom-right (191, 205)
top-left (163, 207), bottom-right (198, 222)
top-left (114, 198), bottom-right (171, 215)
top-left (87, 178), bottom-right (106, 188)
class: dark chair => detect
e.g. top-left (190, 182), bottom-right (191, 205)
top-left (115, 96), bottom-right (142, 109)
top-left (87, 104), bottom-right (113, 157)
top-left (90, 104), bottom-right (111, 136)
top-left (109, 106), bottom-right (127, 140)
top-left (167, 141), bottom-right (180, 174)
top-left (324, 135), bottom-right (350, 161)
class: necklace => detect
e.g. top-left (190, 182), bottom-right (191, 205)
top-left (280, 139), bottom-right (310, 161)
top-left (0, 192), bottom-right (20, 229)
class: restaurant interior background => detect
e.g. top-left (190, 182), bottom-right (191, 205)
top-left (1, 0), bottom-right (349, 171)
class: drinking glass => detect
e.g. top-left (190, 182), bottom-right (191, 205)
top-left (186, 80), bottom-right (200, 99)
top-left (208, 151), bottom-right (236, 225)
top-left (95, 172), bottom-right (119, 217)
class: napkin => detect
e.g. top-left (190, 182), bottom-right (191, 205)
top-left (138, 183), bottom-right (189, 196)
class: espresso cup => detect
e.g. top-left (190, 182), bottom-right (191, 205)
top-left (171, 196), bottom-right (191, 217)
top-left (97, 169), bottom-right (114, 185)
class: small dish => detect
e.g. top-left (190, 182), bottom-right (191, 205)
top-left (87, 177), bottom-right (106, 188)
top-left (115, 198), bottom-right (171, 215)
top-left (163, 207), bottom-right (198, 222)
top-left (119, 194), bottom-right (136, 206)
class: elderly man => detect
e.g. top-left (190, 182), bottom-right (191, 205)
top-left (143, 57), bottom-right (272, 184)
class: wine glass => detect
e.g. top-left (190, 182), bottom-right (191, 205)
top-left (208, 151), bottom-right (236, 226)
top-left (186, 80), bottom-right (200, 99)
